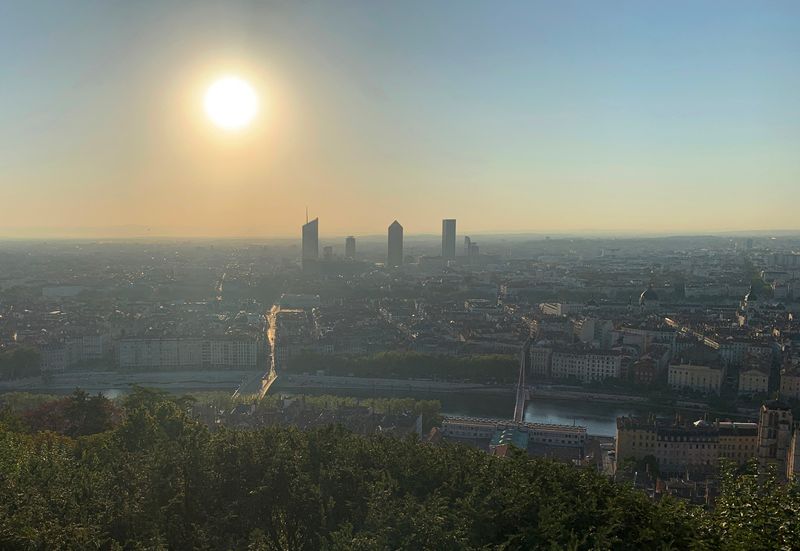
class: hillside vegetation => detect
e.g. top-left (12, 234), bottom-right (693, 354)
top-left (0, 389), bottom-right (798, 550)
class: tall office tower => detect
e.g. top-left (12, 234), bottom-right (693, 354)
top-left (464, 235), bottom-right (479, 258)
top-left (323, 246), bottom-right (333, 260)
top-left (387, 220), bottom-right (403, 267)
top-left (302, 217), bottom-right (319, 269)
top-left (345, 236), bottom-right (356, 259)
top-left (442, 219), bottom-right (456, 259)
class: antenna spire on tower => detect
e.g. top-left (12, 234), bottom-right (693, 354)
top-left (306, 207), bottom-right (308, 224)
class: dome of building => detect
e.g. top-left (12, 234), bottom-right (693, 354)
top-left (639, 285), bottom-right (659, 306)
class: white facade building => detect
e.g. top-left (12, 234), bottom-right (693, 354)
top-left (118, 338), bottom-right (259, 370)
top-left (738, 367), bottom-right (770, 396)
top-left (550, 348), bottom-right (622, 382)
top-left (668, 363), bottom-right (724, 395)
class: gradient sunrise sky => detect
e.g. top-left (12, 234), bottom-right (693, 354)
top-left (1, 1), bottom-right (799, 238)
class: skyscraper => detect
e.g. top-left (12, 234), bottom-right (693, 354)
top-left (387, 220), bottom-right (403, 267)
top-left (442, 219), bottom-right (456, 259)
top-left (345, 236), bottom-right (356, 259)
top-left (302, 217), bottom-right (319, 269)
top-left (465, 235), bottom-right (479, 260)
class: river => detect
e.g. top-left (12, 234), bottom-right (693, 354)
top-left (7, 370), bottom-right (661, 437)
top-left (270, 385), bottom-right (655, 436)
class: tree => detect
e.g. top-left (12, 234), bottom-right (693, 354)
top-left (21, 389), bottom-right (118, 436)
top-left (701, 460), bottom-right (800, 550)
top-left (1, 388), bottom-right (797, 549)
top-left (0, 348), bottom-right (41, 380)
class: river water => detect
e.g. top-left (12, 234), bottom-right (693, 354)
top-left (271, 386), bottom-right (654, 436)
top-left (13, 370), bottom-right (655, 436)
top-left (80, 383), bottom-right (658, 436)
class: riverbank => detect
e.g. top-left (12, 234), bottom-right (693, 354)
top-left (277, 374), bottom-right (657, 407)
top-left (528, 386), bottom-right (650, 405)
top-left (273, 385), bottom-right (653, 437)
top-left (0, 369), bottom-right (261, 395)
top-left (1, 370), bottom-right (755, 436)
top-left (0, 370), bottom-right (732, 413)
top-left (275, 373), bottom-right (515, 395)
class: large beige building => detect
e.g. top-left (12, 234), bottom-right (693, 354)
top-left (616, 417), bottom-right (758, 475)
top-left (530, 342), bottom-right (553, 377)
top-left (717, 422), bottom-right (761, 465)
top-left (118, 337), bottom-right (260, 370)
top-left (618, 402), bottom-right (800, 481)
top-left (780, 366), bottom-right (800, 401)
top-left (737, 353), bottom-right (772, 396)
top-left (668, 363), bottom-right (724, 395)
top-left (549, 346), bottom-right (622, 383)
top-left (738, 366), bottom-right (770, 396)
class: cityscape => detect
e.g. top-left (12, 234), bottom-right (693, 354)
top-left (2, 0), bottom-right (800, 548)
top-left (3, 226), bottom-right (800, 497)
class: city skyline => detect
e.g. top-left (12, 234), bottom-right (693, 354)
top-left (2, 1), bottom-right (800, 238)
top-left (3, 2), bottom-right (800, 546)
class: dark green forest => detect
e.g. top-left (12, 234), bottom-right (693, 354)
top-left (1, 389), bottom-right (798, 550)
top-left (0, 348), bottom-right (40, 381)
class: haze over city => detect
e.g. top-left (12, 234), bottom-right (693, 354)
top-left (2, 1), bottom-right (799, 238)
top-left (5, 2), bottom-right (800, 548)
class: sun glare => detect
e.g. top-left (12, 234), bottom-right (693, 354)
top-left (204, 76), bottom-right (258, 131)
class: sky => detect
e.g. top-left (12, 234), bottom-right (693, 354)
top-left (1, 1), bottom-right (799, 238)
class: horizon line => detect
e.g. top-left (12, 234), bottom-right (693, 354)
top-left (1, 228), bottom-right (800, 242)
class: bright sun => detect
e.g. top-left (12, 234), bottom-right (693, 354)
top-left (204, 76), bottom-right (258, 131)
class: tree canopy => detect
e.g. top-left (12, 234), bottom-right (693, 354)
top-left (0, 389), bottom-right (797, 550)
top-left (0, 348), bottom-right (40, 380)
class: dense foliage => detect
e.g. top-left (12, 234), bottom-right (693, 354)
top-left (288, 351), bottom-right (518, 383)
top-left (0, 391), bottom-right (58, 412)
top-left (20, 389), bottom-right (119, 436)
top-left (709, 462), bottom-right (800, 550)
top-left (193, 391), bottom-right (442, 432)
top-left (0, 348), bottom-right (40, 380)
top-left (0, 389), bottom-right (798, 550)
top-left (194, 391), bottom-right (440, 418)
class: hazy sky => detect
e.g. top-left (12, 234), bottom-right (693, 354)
top-left (1, 1), bottom-right (799, 238)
